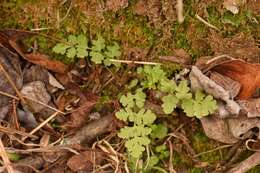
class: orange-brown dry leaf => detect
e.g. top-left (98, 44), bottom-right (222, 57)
top-left (25, 53), bottom-right (68, 73)
top-left (0, 29), bottom-right (68, 73)
top-left (67, 150), bottom-right (105, 172)
top-left (212, 60), bottom-right (260, 99)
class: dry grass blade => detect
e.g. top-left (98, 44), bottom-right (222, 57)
top-left (0, 138), bottom-right (15, 173)
top-left (109, 59), bottom-right (160, 65)
top-left (28, 111), bottom-right (60, 136)
top-left (168, 141), bottom-right (177, 173)
top-left (0, 62), bottom-right (26, 104)
top-left (176, 0), bottom-right (184, 23)
top-left (0, 90), bottom-right (66, 115)
top-left (0, 125), bottom-right (37, 139)
top-left (193, 144), bottom-right (232, 157)
top-left (196, 14), bottom-right (220, 31)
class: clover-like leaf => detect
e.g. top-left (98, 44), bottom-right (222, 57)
top-left (90, 51), bottom-right (104, 64)
top-left (119, 93), bottom-right (135, 108)
top-left (92, 35), bottom-right (106, 52)
top-left (52, 43), bottom-right (70, 54)
top-left (181, 98), bottom-right (194, 117)
top-left (125, 136), bottom-right (150, 158)
top-left (159, 79), bottom-right (176, 93)
top-left (68, 35), bottom-right (77, 44)
top-left (140, 65), bottom-right (167, 89)
top-left (66, 47), bottom-right (77, 58)
top-left (105, 42), bottom-right (121, 58)
top-left (150, 124), bottom-right (168, 139)
top-left (76, 35), bottom-right (88, 47)
top-left (115, 108), bottom-right (130, 122)
top-left (161, 94), bottom-right (179, 114)
top-left (181, 91), bottom-right (217, 118)
top-left (77, 48), bottom-right (88, 58)
top-left (175, 80), bottom-right (192, 100)
top-left (141, 109), bottom-right (156, 125)
top-left (135, 89), bottom-right (146, 108)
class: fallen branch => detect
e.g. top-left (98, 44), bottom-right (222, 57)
top-left (227, 152), bottom-right (260, 173)
top-left (63, 114), bottom-right (115, 145)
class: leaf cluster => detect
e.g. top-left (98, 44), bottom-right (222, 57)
top-left (116, 65), bottom-right (217, 158)
top-left (137, 65), bottom-right (217, 118)
top-left (116, 88), bottom-right (167, 158)
top-left (52, 34), bottom-right (121, 65)
top-left (116, 89), bottom-right (158, 158)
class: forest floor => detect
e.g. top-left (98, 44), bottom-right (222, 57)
top-left (0, 0), bottom-right (259, 173)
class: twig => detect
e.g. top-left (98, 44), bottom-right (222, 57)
top-left (0, 90), bottom-right (66, 115)
top-left (245, 139), bottom-right (260, 152)
top-left (23, 96), bottom-right (66, 115)
top-left (168, 141), bottom-right (177, 173)
top-left (30, 28), bottom-right (51, 31)
top-left (28, 111), bottom-right (60, 136)
top-left (97, 140), bottom-right (120, 172)
top-left (109, 59), bottom-right (160, 65)
top-left (195, 14), bottom-right (220, 31)
top-left (193, 144), bottom-right (232, 157)
top-left (205, 54), bottom-right (234, 65)
top-left (0, 125), bottom-right (37, 139)
top-left (0, 62), bottom-right (26, 104)
top-left (63, 114), bottom-right (114, 145)
top-left (227, 152), bottom-right (260, 173)
top-left (124, 161), bottom-right (130, 173)
top-left (11, 99), bottom-right (20, 130)
top-left (0, 138), bottom-right (15, 173)
top-left (59, 0), bottom-right (73, 22)
top-left (176, 0), bottom-right (184, 23)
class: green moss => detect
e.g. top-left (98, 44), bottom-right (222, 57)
top-left (189, 168), bottom-right (204, 173)
top-left (206, 6), bottom-right (222, 29)
top-left (192, 132), bottom-right (226, 164)
top-left (247, 165), bottom-right (260, 173)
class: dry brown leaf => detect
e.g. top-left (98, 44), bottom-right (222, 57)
top-left (106, 0), bottom-right (128, 12)
top-left (20, 81), bottom-right (51, 113)
top-left (212, 60), bottom-right (260, 99)
top-left (25, 53), bottom-right (68, 74)
top-left (0, 29), bottom-right (68, 73)
top-left (201, 116), bottom-right (238, 144)
top-left (0, 45), bottom-right (23, 119)
top-left (67, 150), bottom-right (105, 172)
top-left (238, 98), bottom-right (260, 118)
top-left (210, 71), bottom-right (241, 99)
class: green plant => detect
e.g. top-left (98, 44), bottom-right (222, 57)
top-left (128, 154), bottom-right (168, 173)
top-left (116, 65), bottom-right (217, 159)
top-left (116, 89), bottom-right (157, 158)
top-left (52, 34), bottom-right (121, 65)
top-left (155, 145), bottom-right (169, 160)
top-left (137, 65), bottom-right (217, 118)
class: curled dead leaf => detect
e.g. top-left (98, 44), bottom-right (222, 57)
top-left (67, 150), bottom-right (105, 172)
top-left (212, 60), bottom-right (260, 99)
top-left (25, 53), bottom-right (68, 74)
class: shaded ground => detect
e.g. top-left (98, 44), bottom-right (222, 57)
top-left (0, 0), bottom-right (259, 172)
